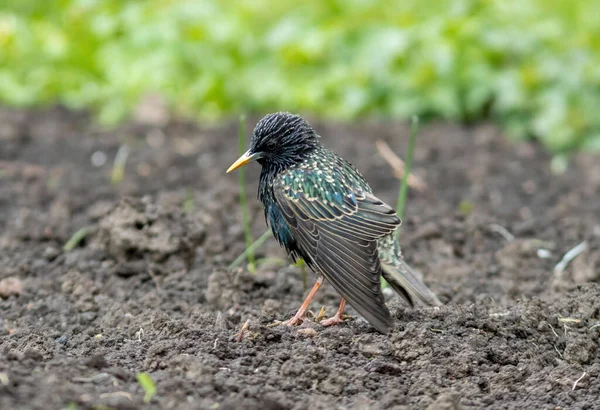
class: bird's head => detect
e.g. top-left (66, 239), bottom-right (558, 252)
top-left (227, 112), bottom-right (319, 173)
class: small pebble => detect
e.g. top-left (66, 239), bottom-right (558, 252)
top-left (91, 151), bottom-right (107, 167)
top-left (55, 335), bottom-right (69, 345)
top-left (297, 328), bottom-right (317, 337)
top-left (537, 249), bottom-right (552, 259)
top-left (0, 277), bottom-right (23, 298)
top-left (43, 246), bottom-right (60, 261)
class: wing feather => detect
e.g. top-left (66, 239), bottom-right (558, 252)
top-left (274, 169), bottom-right (401, 334)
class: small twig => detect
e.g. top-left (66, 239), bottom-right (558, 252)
top-left (229, 230), bottom-right (272, 271)
top-left (589, 323), bottom-right (600, 331)
top-left (236, 319), bottom-right (250, 343)
top-left (147, 267), bottom-right (162, 292)
top-left (572, 372), bottom-right (586, 391)
top-left (489, 224), bottom-right (515, 242)
top-left (376, 140), bottom-right (427, 193)
top-left (547, 322), bottom-right (559, 338)
top-left (99, 392), bottom-right (133, 401)
top-left (553, 344), bottom-right (563, 359)
top-left (135, 328), bottom-right (144, 342)
top-left (554, 241), bottom-right (588, 275)
top-left (558, 317), bottom-right (581, 324)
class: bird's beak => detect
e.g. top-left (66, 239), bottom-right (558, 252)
top-left (226, 150), bottom-right (261, 173)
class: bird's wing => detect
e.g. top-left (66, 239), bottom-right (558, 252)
top-left (273, 169), bottom-right (400, 333)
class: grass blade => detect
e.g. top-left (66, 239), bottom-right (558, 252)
top-left (136, 372), bottom-right (156, 403)
top-left (63, 227), bottom-right (90, 251)
top-left (111, 144), bottom-right (130, 184)
top-left (395, 116), bottom-right (420, 240)
top-left (237, 114), bottom-right (256, 272)
top-left (295, 258), bottom-right (308, 291)
top-left (384, 116), bottom-right (420, 289)
top-left (229, 229), bottom-right (272, 271)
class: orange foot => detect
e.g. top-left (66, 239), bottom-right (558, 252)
top-left (320, 299), bottom-right (348, 327)
top-left (268, 313), bottom-right (305, 328)
top-left (320, 314), bottom-right (346, 327)
top-left (282, 313), bottom-right (305, 326)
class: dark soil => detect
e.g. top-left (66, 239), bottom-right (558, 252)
top-left (1, 106), bottom-right (599, 410)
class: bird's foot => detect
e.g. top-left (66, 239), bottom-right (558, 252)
top-left (319, 313), bottom-right (347, 327)
top-left (267, 314), bottom-right (305, 328)
top-left (282, 314), bottom-right (305, 326)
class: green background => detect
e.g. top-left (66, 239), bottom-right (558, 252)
top-left (1, 0), bottom-right (599, 152)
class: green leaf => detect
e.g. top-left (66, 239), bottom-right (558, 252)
top-left (136, 372), bottom-right (157, 404)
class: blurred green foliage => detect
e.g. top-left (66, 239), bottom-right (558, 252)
top-left (1, 0), bottom-right (599, 152)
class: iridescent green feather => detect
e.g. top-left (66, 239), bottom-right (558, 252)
top-left (252, 113), bottom-right (441, 333)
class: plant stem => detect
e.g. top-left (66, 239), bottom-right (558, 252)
top-left (63, 227), bottom-right (90, 251)
top-left (395, 115), bottom-right (420, 241)
top-left (229, 229), bottom-right (272, 271)
top-left (296, 258), bottom-right (308, 291)
top-left (111, 145), bottom-right (130, 184)
top-left (238, 114), bottom-right (256, 272)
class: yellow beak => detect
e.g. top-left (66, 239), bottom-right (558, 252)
top-left (226, 150), bottom-right (260, 173)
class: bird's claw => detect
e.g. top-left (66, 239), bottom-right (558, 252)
top-left (319, 313), bottom-right (352, 327)
top-left (267, 315), bottom-right (305, 328)
top-left (282, 315), bottom-right (305, 326)
top-left (319, 315), bottom-right (344, 327)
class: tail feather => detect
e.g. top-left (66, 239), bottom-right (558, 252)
top-left (378, 233), bottom-right (442, 307)
top-left (381, 258), bottom-right (442, 307)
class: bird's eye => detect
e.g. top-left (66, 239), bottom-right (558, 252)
top-left (266, 140), bottom-right (277, 151)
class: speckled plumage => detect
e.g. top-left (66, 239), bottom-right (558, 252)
top-left (243, 112), bottom-right (441, 333)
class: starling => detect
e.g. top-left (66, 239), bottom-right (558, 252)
top-left (227, 112), bottom-right (442, 334)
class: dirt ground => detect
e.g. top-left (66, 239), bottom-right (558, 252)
top-left (0, 106), bottom-right (599, 410)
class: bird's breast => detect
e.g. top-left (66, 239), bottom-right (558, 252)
top-left (265, 202), bottom-right (296, 251)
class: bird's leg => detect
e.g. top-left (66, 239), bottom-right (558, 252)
top-left (320, 299), bottom-right (347, 327)
top-left (282, 276), bottom-right (324, 326)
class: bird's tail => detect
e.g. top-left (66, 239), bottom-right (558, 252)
top-left (381, 258), bottom-right (442, 307)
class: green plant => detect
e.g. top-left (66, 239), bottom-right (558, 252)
top-left (380, 117), bottom-right (419, 289)
top-left (136, 372), bottom-right (156, 404)
top-left (111, 145), bottom-right (130, 184)
top-left (295, 258), bottom-right (308, 291)
top-left (63, 227), bottom-right (89, 251)
top-left (236, 114), bottom-right (256, 272)
top-left (0, 0), bottom-right (598, 153)
top-left (228, 229), bottom-right (272, 271)
top-left (395, 116), bottom-right (419, 235)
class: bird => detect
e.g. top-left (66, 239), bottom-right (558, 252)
top-left (227, 112), bottom-right (442, 334)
